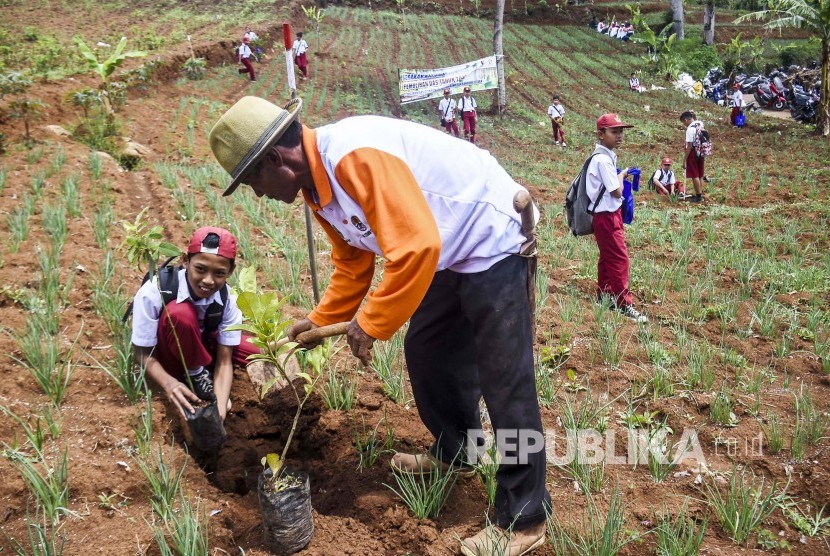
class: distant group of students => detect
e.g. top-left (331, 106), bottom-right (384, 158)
top-left (595, 19), bottom-right (635, 41)
top-left (437, 86), bottom-right (479, 143)
top-left (236, 28), bottom-right (309, 82)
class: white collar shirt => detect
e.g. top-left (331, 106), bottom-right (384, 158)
top-left (293, 39), bottom-right (308, 56)
top-left (130, 268), bottom-right (242, 348)
top-left (548, 103), bottom-right (565, 118)
top-left (239, 44), bottom-right (252, 58)
top-left (586, 144), bottom-right (622, 213)
top-left (685, 120), bottom-right (702, 144)
top-left (459, 95), bottom-right (477, 112)
top-left (732, 90), bottom-right (743, 107)
top-left (244, 31), bottom-right (259, 41)
top-left (653, 168), bottom-right (675, 185)
top-left (438, 97), bottom-right (456, 119)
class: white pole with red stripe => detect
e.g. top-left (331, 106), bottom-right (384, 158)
top-left (283, 23), bottom-right (297, 99)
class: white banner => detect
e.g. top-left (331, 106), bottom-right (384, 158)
top-left (398, 56), bottom-right (498, 105)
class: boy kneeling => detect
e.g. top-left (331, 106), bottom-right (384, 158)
top-left (131, 227), bottom-right (257, 422)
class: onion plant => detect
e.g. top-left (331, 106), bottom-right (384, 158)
top-left (385, 457), bottom-right (459, 519)
top-left (704, 466), bottom-right (785, 544)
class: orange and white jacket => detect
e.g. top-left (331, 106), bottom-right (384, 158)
top-left (301, 116), bottom-right (535, 340)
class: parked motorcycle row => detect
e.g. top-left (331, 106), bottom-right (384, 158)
top-left (701, 65), bottom-right (822, 125)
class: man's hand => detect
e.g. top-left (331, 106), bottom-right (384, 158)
top-left (163, 378), bottom-right (201, 419)
top-left (346, 320), bottom-right (376, 366)
top-left (287, 318), bottom-right (321, 348)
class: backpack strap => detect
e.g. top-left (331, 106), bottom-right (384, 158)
top-left (583, 152), bottom-right (604, 214)
top-left (122, 256), bottom-right (179, 323)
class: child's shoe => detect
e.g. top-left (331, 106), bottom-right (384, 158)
top-left (618, 305), bottom-right (648, 323)
top-left (190, 368), bottom-right (216, 401)
top-left (554, 141), bottom-right (560, 145)
top-left (561, 142), bottom-right (567, 147)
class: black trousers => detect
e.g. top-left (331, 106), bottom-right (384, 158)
top-left (404, 255), bottom-right (550, 529)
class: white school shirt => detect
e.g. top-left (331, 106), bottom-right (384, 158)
top-left (610, 25), bottom-right (619, 38)
top-left (732, 90), bottom-right (744, 108)
top-left (458, 95), bottom-right (477, 113)
top-left (547, 103), bottom-right (565, 119)
top-left (438, 97), bottom-right (457, 120)
top-left (685, 120), bottom-right (703, 145)
top-left (238, 44), bottom-right (252, 59)
top-left (244, 31), bottom-right (259, 41)
top-left (652, 167), bottom-right (676, 186)
top-left (586, 144), bottom-right (623, 213)
top-left (293, 39), bottom-right (308, 56)
top-left (131, 269), bottom-right (242, 348)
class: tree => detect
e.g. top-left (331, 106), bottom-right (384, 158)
top-left (672, 0), bottom-right (685, 39)
top-left (735, 0), bottom-right (830, 136)
top-left (703, 0), bottom-right (716, 45)
top-left (493, 0), bottom-right (506, 115)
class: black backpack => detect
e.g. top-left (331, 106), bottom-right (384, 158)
top-left (565, 152), bottom-right (602, 236)
top-left (123, 256), bottom-right (229, 336)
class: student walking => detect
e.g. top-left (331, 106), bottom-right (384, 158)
top-left (586, 114), bottom-right (647, 323)
top-left (730, 83), bottom-right (744, 127)
top-left (238, 36), bottom-right (256, 81)
top-left (458, 86), bottom-right (478, 143)
top-left (547, 95), bottom-right (566, 146)
top-left (680, 110), bottom-right (706, 203)
top-left (438, 89), bottom-right (459, 137)
top-left (293, 32), bottom-right (309, 79)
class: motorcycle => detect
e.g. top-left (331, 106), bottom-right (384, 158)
top-left (754, 78), bottom-right (788, 111)
top-left (735, 73), bottom-right (765, 95)
top-left (790, 85), bottom-right (820, 123)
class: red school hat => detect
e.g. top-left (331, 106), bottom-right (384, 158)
top-left (596, 113), bottom-right (634, 130)
top-left (661, 157), bottom-right (672, 165)
top-left (188, 226), bottom-right (238, 260)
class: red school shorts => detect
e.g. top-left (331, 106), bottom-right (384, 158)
top-left (685, 151), bottom-right (705, 179)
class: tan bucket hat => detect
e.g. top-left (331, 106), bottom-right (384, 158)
top-left (209, 96), bottom-right (303, 196)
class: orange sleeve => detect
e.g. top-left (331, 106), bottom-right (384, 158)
top-left (322, 148), bottom-right (441, 341)
top-left (307, 215), bottom-right (376, 328)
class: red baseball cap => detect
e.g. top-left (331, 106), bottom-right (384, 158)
top-left (188, 226), bottom-right (237, 260)
top-left (662, 157), bottom-right (672, 165)
top-left (732, 82), bottom-right (741, 89)
top-left (463, 86), bottom-right (471, 92)
top-left (443, 88), bottom-right (450, 94)
top-left (596, 113), bottom-right (634, 130)
top-left (242, 36), bottom-right (250, 43)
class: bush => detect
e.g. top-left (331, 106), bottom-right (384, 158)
top-left (182, 57), bottom-right (207, 80)
top-left (776, 39), bottom-right (821, 69)
top-left (675, 39), bottom-right (723, 80)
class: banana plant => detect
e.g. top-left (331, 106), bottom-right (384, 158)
top-left (75, 37), bottom-right (145, 122)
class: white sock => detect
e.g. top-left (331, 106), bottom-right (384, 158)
top-left (187, 366), bottom-right (205, 377)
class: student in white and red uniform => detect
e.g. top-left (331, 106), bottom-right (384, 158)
top-left (730, 83), bottom-right (744, 126)
top-left (292, 31), bottom-right (309, 78)
top-left (547, 94), bottom-right (566, 146)
top-left (238, 37), bottom-right (255, 81)
top-left (586, 114), bottom-right (647, 323)
top-left (650, 157), bottom-right (684, 196)
top-left (458, 86), bottom-right (478, 143)
top-left (437, 88), bottom-right (459, 137)
top-left (131, 227), bottom-right (258, 422)
top-left (210, 96), bottom-right (550, 556)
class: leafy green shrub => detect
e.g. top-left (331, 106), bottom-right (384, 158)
top-left (675, 39), bottom-right (723, 80)
top-left (775, 38), bottom-right (821, 69)
top-left (182, 57), bottom-right (207, 80)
